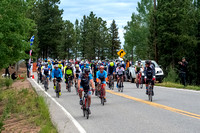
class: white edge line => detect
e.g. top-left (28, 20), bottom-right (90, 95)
top-left (154, 85), bottom-right (200, 93)
top-left (31, 78), bottom-right (86, 133)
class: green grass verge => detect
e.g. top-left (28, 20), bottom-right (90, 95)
top-left (0, 78), bottom-right (57, 132)
top-left (156, 82), bottom-right (200, 91)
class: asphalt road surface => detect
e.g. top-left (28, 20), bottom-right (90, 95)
top-left (33, 73), bottom-right (200, 133)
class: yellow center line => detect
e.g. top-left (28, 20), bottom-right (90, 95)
top-left (106, 90), bottom-right (200, 120)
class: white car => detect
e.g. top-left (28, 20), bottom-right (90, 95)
top-left (128, 60), bottom-right (164, 83)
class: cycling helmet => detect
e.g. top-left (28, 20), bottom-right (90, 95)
top-left (55, 64), bottom-right (59, 68)
top-left (48, 59), bottom-right (50, 62)
top-left (83, 68), bottom-right (90, 74)
top-left (100, 65), bottom-right (104, 69)
top-left (145, 60), bottom-right (150, 65)
top-left (138, 60), bottom-right (141, 63)
top-left (110, 62), bottom-right (114, 67)
top-left (120, 64), bottom-right (123, 67)
top-left (75, 64), bottom-right (79, 68)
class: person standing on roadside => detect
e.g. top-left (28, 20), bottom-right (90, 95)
top-left (178, 57), bottom-right (188, 86)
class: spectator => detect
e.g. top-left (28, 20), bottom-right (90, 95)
top-left (5, 66), bottom-right (10, 77)
top-left (11, 72), bottom-right (18, 80)
top-left (178, 57), bottom-right (188, 86)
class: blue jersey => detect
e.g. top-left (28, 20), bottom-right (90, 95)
top-left (96, 70), bottom-right (107, 83)
top-left (52, 68), bottom-right (63, 78)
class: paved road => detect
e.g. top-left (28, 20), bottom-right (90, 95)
top-left (33, 73), bottom-right (200, 133)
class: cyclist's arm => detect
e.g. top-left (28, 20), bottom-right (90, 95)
top-left (78, 79), bottom-right (81, 89)
top-left (104, 71), bottom-right (108, 82)
top-left (96, 71), bottom-right (99, 82)
top-left (89, 75), bottom-right (95, 90)
top-left (42, 68), bottom-right (44, 75)
top-left (60, 69), bottom-right (63, 78)
top-left (52, 69), bottom-right (54, 79)
top-left (144, 68), bottom-right (147, 78)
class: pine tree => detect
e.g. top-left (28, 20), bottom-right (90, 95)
top-left (109, 20), bottom-right (121, 59)
top-left (35, 0), bottom-right (63, 58)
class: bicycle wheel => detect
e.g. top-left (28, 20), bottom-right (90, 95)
top-left (44, 80), bottom-right (48, 91)
top-left (101, 97), bottom-right (104, 106)
top-left (148, 86), bottom-right (152, 102)
top-left (111, 82), bottom-right (114, 90)
top-left (136, 80), bottom-right (139, 88)
top-left (56, 83), bottom-right (59, 98)
top-left (83, 108), bottom-right (85, 117)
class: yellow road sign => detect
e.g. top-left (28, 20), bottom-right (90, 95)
top-left (117, 49), bottom-right (126, 58)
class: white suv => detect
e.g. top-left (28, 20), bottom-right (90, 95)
top-left (128, 60), bottom-right (164, 83)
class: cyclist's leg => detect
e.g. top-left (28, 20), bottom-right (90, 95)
top-left (122, 75), bottom-right (124, 87)
top-left (79, 87), bottom-right (83, 99)
top-left (65, 76), bottom-right (68, 88)
top-left (145, 80), bottom-right (150, 94)
top-left (88, 91), bottom-right (92, 107)
top-left (102, 81), bottom-right (106, 98)
top-left (117, 75), bottom-right (119, 86)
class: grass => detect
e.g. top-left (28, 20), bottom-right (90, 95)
top-left (156, 82), bottom-right (200, 91)
top-left (0, 78), bottom-right (57, 132)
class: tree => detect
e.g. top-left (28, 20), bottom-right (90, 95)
top-left (35, 0), bottom-right (63, 58)
top-left (109, 20), bottom-right (121, 59)
top-left (58, 20), bottom-right (75, 60)
top-left (74, 19), bottom-right (81, 59)
top-left (0, 0), bottom-right (35, 69)
top-left (124, 0), bottom-right (153, 61)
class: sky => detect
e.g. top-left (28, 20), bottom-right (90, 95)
top-left (59, 0), bottom-right (140, 46)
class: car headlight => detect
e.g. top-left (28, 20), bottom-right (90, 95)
top-left (157, 70), bottom-right (163, 74)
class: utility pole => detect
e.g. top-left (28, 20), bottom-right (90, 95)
top-left (154, 0), bottom-right (158, 63)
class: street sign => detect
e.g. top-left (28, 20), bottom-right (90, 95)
top-left (117, 49), bottom-right (126, 58)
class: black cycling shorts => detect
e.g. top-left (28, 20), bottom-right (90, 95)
top-left (54, 77), bottom-right (61, 82)
top-left (65, 76), bottom-right (73, 83)
top-left (146, 79), bottom-right (154, 85)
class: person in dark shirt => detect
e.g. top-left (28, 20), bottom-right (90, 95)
top-left (178, 57), bottom-right (188, 86)
top-left (11, 72), bottom-right (18, 80)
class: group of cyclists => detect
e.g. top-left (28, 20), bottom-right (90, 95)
top-left (36, 58), bottom-right (156, 114)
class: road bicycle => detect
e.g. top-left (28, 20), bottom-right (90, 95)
top-left (109, 75), bottom-right (114, 90)
top-left (99, 83), bottom-right (105, 105)
top-left (118, 75), bottom-right (124, 92)
top-left (55, 78), bottom-right (61, 98)
top-left (147, 80), bottom-right (154, 102)
top-left (43, 75), bottom-right (49, 91)
top-left (66, 76), bottom-right (72, 92)
top-left (82, 91), bottom-right (90, 119)
top-left (136, 72), bottom-right (143, 89)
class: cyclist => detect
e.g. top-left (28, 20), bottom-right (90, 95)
top-left (64, 64), bottom-right (73, 90)
top-left (116, 64), bottom-right (125, 88)
top-left (52, 64), bottom-right (63, 96)
top-left (42, 63), bottom-right (50, 89)
top-left (78, 68), bottom-right (95, 114)
top-left (144, 60), bottom-right (155, 95)
top-left (53, 59), bottom-right (58, 67)
top-left (135, 60), bottom-right (144, 83)
top-left (58, 61), bottom-right (63, 71)
top-left (36, 61), bottom-right (42, 82)
top-left (96, 65), bottom-right (108, 102)
top-left (48, 60), bottom-right (53, 81)
top-left (108, 62), bottom-right (115, 87)
top-left (74, 64), bottom-right (81, 86)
